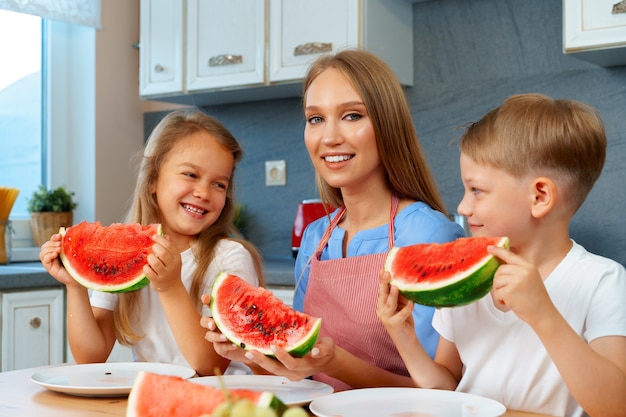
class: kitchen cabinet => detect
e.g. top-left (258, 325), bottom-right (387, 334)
top-left (139, 0), bottom-right (413, 105)
top-left (563, 0), bottom-right (626, 66)
top-left (1, 288), bottom-right (64, 371)
top-left (138, 0), bottom-right (183, 96)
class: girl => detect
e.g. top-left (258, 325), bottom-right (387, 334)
top-left (202, 49), bottom-right (464, 390)
top-left (40, 109), bottom-right (264, 376)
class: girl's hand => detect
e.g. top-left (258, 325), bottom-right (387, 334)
top-left (488, 245), bottom-right (556, 325)
top-left (39, 233), bottom-right (80, 287)
top-left (376, 270), bottom-right (415, 340)
top-left (144, 234), bottom-right (183, 292)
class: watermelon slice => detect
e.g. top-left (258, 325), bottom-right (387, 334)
top-left (59, 221), bottom-right (162, 293)
top-left (210, 273), bottom-right (321, 357)
top-left (126, 371), bottom-right (286, 417)
top-left (385, 236), bottom-right (509, 307)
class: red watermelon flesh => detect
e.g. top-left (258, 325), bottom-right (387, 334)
top-left (210, 273), bottom-right (321, 357)
top-left (60, 221), bottom-right (161, 292)
top-left (385, 236), bottom-right (509, 307)
top-left (126, 371), bottom-right (286, 417)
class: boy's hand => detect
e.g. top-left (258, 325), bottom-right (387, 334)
top-left (376, 270), bottom-right (416, 341)
top-left (488, 245), bottom-right (556, 325)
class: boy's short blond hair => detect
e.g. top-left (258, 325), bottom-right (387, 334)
top-left (459, 93), bottom-right (606, 213)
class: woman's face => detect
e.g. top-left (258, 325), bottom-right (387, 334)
top-left (153, 131), bottom-right (233, 251)
top-left (303, 68), bottom-right (384, 193)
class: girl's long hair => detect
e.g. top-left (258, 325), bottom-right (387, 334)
top-left (115, 109), bottom-right (264, 345)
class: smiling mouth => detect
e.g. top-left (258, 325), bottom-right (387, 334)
top-left (182, 204), bottom-right (207, 215)
top-left (324, 154), bottom-right (353, 163)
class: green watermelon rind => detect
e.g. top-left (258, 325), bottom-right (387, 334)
top-left (210, 272), bottom-right (322, 357)
top-left (386, 237), bottom-right (509, 307)
top-left (59, 223), bottom-right (162, 293)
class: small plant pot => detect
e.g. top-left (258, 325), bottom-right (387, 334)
top-left (30, 212), bottom-right (73, 247)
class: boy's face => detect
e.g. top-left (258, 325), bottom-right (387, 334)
top-left (457, 153), bottom-right (533, 242)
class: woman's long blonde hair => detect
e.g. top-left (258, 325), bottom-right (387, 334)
top-left (115, 109), bottom-right (264, 345)
top-left (302, 49), bottom-right (447, 214)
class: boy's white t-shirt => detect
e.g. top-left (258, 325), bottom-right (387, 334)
top-left (90, 238), bottom-right (259, 375)
top-left (433, 240), bottom-right (626, 417)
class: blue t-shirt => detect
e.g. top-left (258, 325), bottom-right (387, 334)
top-left (293, 201), bottom-right (465, 359)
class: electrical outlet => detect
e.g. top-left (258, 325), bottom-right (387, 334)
top-left (265, 160), bottom-right (286, 186)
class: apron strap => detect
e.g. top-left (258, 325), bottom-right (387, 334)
top-left (314, 194), bottom-right (400, 255)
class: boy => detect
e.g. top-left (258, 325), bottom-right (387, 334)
top-left (377, 93), bottom-right (626, 417)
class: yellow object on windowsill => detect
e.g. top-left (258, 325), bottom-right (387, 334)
top-left (0, 186), bottom-right (19, 264)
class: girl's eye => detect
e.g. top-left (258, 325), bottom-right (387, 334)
top-left (214, 182), bottom-right (228, 190)
top-left (183, 172), bottom-right (197, 179)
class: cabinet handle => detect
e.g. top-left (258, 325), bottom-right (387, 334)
top-left (294, 42), bottom-right (333, 56)
top-left (209, 54), bottom-right (243, 67)
top-left (154, 64), bottom-right (165, 73)
top-left (30, 317), bottom-right (41, 329)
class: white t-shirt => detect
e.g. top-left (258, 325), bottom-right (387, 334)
top-left (433, 241), bottom-right (626, 417)
top-left (90, 238), bottom-right (259, 374)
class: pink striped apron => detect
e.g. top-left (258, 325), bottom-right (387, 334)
top-left (302, 195), bottom-right (408, 391)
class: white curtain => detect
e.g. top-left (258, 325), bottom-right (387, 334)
top-left (0, 0), bottom-right (101, 28)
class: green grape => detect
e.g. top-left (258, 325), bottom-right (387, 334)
top-left (230, 399), bottom-right (256, 417)
top-left (281, 406), bottom-right (309, 417)
top-left (253, 407), bottom-right (278, 417)
top-left (211, 402), bottom-right (232, 417)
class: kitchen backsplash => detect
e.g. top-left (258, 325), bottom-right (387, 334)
top-left (145, 0), bottom-right (626, 268)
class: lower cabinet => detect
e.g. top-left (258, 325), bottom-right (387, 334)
top-left (1, 288), bottom-right (65, 371)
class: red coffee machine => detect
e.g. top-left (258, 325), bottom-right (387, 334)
top-left (291, 199), bottom-right (332, 258)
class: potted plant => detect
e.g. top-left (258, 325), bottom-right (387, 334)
top-left (27, 185), bottom-right (77, 246)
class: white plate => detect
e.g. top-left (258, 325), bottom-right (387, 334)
top-left (191, 375), bottom-right (333, 406)
top-left (31, 362), bottom-right (196, 397)
top-left (309, 387), bottom-right (506, 417)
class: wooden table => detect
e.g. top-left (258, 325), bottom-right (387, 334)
top-left (0, 365), bottom-right (554, 417)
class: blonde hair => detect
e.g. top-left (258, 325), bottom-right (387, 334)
top-left (459, 93), bottom-right (606, 213)
top-left (116, 109), bottom-right (264, 345)
top-left (302, 49), bottom-right (447, 214)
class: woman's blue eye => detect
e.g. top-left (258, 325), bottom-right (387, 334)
top-left (308, 116), bottom-right (323, 124)
top-left (345, 113), bottom-right (362, 121)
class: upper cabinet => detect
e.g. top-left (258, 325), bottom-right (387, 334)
top-left (563, 0), bottom-right (626, 66)
top-left (139, 0), bottom-right (414, 106)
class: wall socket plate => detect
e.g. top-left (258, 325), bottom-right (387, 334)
top-left (265, 160), bottom-right (286, 186)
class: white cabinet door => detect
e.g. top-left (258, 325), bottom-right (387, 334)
top-left (1, 289), bottom-right (64, 371)
top-left (139, 0), bottom-right (183, 96)
top-left (269, 0), bottom-right (359, 83)
top-left (187, 0), bottom-right (265, 91)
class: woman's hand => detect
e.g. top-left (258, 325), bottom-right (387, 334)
top-left (39, 233), bottom-right (79, 287)
top-left (242, 337), bottom-right (336, 382)
top-left (200, 293), bottom-right (336, 380)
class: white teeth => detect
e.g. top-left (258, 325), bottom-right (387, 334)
top-left (324, 155), bottom-right (352, 163)
top-left (183, 204), bottom-right (206, 215)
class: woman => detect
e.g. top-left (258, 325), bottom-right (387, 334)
top-left (202, 49), bottom-right (464, 390)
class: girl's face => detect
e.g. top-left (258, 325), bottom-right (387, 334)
top-left (153, 131), bottom-right (234, 250)
top-left (304, 68), bottom-right (384, 193)
top-left (457, 152), bottom-right (533, 246)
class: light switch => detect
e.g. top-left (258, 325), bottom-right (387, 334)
top-left (265, 160), bottom-right (286, 186)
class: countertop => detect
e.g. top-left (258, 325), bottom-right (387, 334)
top-left (0, 261), bottom-right (62, 291)
top-left (0, 258), bottom-right (295, 291)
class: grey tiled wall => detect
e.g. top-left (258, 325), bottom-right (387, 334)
top-left (146, 0), bottom-right (626, 268)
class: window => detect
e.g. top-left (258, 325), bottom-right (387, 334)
top-left (0, 10), bottom-right (43, 219)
